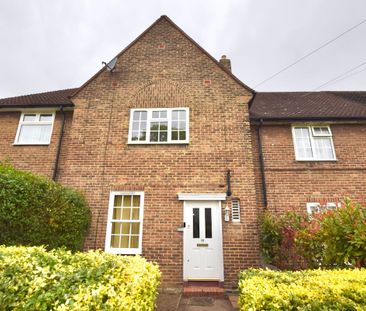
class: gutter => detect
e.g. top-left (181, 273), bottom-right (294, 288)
top-left (52, 106), bottom-right (66, 181)
top-left (256, 119), bottom-right (268, 209)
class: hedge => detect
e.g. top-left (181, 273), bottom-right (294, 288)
top-left (0, 246), bottom-right (161, 310)
top-left (0, 163), bottom-right (90, 251)
top-left (239, 268), bottom-right (366, 310)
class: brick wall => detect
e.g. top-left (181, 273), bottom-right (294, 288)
top-left (251, 123), bottom-right (366, 214)
top-left (0, 110), bottom-right (73, 179)
top-left (57, 18), bottom-right (261, 287)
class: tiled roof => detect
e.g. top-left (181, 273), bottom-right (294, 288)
top-left (250, 91), bottom-right (366, 121)
top-left (0, 88), bottom-right (77, 108)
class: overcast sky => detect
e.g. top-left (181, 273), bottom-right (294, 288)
top-left (0, 0), bottom-right (365, 98)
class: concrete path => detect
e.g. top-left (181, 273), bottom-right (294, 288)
top-left (156, 292), bottom-right (239, 311)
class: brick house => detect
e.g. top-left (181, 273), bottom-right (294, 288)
top-left (0, 16), bottom-right (366, 288)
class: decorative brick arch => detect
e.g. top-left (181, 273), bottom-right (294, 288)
top-left (131, 80), bottom-right (188, 108)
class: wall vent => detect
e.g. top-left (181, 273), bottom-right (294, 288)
top-left (232, 199), bottom-right (240, 222)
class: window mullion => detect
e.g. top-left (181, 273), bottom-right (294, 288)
top-left (167, 109), bottom-right (172, 142)
top-left (146, 110), bottom-right (151, 142)
top-left (309, 127), bottom-right (317, 159)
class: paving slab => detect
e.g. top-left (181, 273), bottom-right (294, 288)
top-left (156, 292), bottom-right (182, 311)
top-left (178, 296), bottom-right (234, 311)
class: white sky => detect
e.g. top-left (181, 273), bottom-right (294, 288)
top-left (0, 0), bottom-right (365, 98)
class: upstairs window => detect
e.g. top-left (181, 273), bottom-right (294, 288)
top-left (292, 126), bottom-right (336, 161)
top-left (15, 112), bottom-right (55, 145)
top-left (128, 108), bottom-right (189, 144)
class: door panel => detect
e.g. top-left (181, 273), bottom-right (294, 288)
top-left (183, 201), bottom-right (223, 281)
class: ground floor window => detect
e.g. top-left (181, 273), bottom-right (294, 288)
top-left (105, 191), bottom-right (144, 254)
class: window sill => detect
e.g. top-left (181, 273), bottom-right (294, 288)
top-left (105, 248), bottom-right (142, 255)
top-left (295, 158), bottom-right (337, 162)
top-left (13, 143), bottom-right (51, 146)
top-left (127, 141), bottom-right (189, 145)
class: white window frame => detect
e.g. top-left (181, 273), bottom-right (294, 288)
top-left (14, 111), bottom-right (56, 145)
top-left (306, 201), bottom-right (340, 215)
top-left (128, 107), bottom-right (189, 144)
top-left (105, 191), bottom-right (144, 255)
top-left (292, 125), bottom-right (336, 161)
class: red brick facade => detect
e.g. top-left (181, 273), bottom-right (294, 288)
top-left (251, 123), bottom-right (366, 214)
top-left (1, 16), bottom-right (366, 288)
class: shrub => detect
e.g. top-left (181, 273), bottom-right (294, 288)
top-left (296, 198), bottom-right (366, 268)
top-left (0, 163), bottom-right (90, 251)
top-left (0, 246), bottom-right (161, 310)
top-left (260, 211), bottom-right (305, 269)
top-left (239, 268), bottom-right (366, 310)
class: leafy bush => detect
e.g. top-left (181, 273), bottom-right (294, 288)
top-left (239, 268), bottom-right (366, 310)
top-left (0, 163), bottom-right (90, 251)
top-left (260, 199), bottom-right (366, 269)
top-left (0, 246), bottom-right (161, 310)
top-left (260, 211), bottom-right (305, 269)
top-left (296, 198), bottom-right (366, 268)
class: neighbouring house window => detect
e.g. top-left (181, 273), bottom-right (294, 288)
top-left (306, 202), bottom-right (339, 215)
top-left (105, 192), bottom-right (144, 254)
top-left (128, 108), bottom-right (189, 144)
top-left (14, 112), bottom-right (55, 145)
top-left (292, 126), bottom-right (336, 161)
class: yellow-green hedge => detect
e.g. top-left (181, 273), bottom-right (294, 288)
top-left (239, 268), bottom-right (366, 310)
top-left (0, 246), bottom-right (160, 310)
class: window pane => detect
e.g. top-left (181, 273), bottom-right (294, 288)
top-left (111, 235), bottom-right (120, 248)
top-left (294, 128), bottom-right (313, 158)
top-left (130, 236), bottom-right (139, 248)
top-left (133, 111), bottom-right (140, 121)
top-left (112, 222), bottom-right (121, 234)
top-left (160, 110), bottom-right (167, 118)
top-left (150, 122), bottom-right (159, 131)
top-left (179, 121), bottom-right (186, 130)
top-left (193, 208), bottom-right (200, 239)
top-left (172, 110), bottom-right (179, 120)
top-left (150, 132), bottom-right (158, 142)
top-left (205, 208), bottom-right (212, 239)
top-left (23, 114), bottom-right (36, 121)
top-left (179, 131), bottom-right (186, 140)
top-left (179, 110), bottom-right (186, 120)
top-left (131, 223), bottom-right (140, 234)
top-left (160, 131), bottom-right (167, 142)
top-left (172, 121), bottom-right (178, 130)
top-left (132, 195), bottom-right (140, 207)
top-left (313, 137), bottom-right (334, 159)
top-left (152, 111), bottom-right (159, 118)
top-left (123, 195), bottom-right (132, 207)
top-left (132, 122), bottom-right (139, 131)
top-left (18, 124), bottom-right (51, 144)
top-left (141, 111), bottom-right (147, 120)
top-left (139, 132), bottom-right (146, 141)
top-left (122, 208), bottom-right (131, 220)
top-left (121, 236), bottom-right (129, 248)
top-left (113, 208), bottom-right (122, 220)
top-left (313, 127), bottom-right (330, 135)
top-left (160, 122), bottom-right (168, 131)
top-left (140, 121), bottom-right (147, 131)
top-left (131, 132), bottom-right (139, 141)
top-left (39, 114), bottom-right (53, 122)
top-left (131, 208), bottom-right (140, 220)
top-left (114, 195), bottom-right (122, 207)
top-left (172, 131), bottom-right (178, 140)
top-left (122, 223), bottom-right (130, 234)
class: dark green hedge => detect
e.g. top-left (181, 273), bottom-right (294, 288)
top-left (0, 163), bottom-right (90, 251)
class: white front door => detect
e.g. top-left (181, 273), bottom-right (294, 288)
top-left (183, 201), bottom-right (224, 281)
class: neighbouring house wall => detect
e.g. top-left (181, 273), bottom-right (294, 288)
top-left (58, 18), bottom-right (261, 287)
top-left (0, 111), bottom-right (73, 179)
top-left (251, 123), bottom-right (366, 214)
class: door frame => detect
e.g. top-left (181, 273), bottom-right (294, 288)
top-left (179, 193), bottom-right (225, 282)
